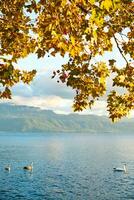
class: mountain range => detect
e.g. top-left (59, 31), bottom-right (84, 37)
top-left (0, 103), bottom-right (134, 133)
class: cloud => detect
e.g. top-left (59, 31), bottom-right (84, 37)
top-left (80, 100), bottom-right (108, 116)
top-left (13, 50), bottom-right (125, 99)
top-left (1, 95), bottom-right (73, 114)
top-left (1, 95), bottom-right (108, 116)
top-left (1, 93), bottom-right (134, 117)
top-left (12, 73), bottom-right (74, 99)
top-left (1, 51), bottom-right (132, 117)
top-left (12, 53), bottom-right (74, 99)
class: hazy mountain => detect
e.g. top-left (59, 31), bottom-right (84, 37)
top-left (0, 103), bottom-right (134, 133)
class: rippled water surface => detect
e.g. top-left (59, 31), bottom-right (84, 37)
top-left (1, 132), bottom-right (134, 200)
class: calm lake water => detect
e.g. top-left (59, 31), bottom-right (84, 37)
top-left (0, 132), bottom-right (134, 200)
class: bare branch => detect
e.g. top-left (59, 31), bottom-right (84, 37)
top-left (113, 35), bottom-right (129, 66)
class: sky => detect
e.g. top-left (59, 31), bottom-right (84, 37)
top-left (1, 43), bottom-right (134, 117)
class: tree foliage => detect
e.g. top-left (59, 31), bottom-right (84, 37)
top-left (0, 0), bottom-right (133, 121)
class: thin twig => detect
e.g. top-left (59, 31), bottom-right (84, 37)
top-left (113, 35), bottom-right (129, 66)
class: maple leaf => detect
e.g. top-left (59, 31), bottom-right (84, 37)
top-left (0, 0), bottom-right (133, 121)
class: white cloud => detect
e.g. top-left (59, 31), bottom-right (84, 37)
top-left (130, 111), bottom-right (134, 118)
top-left (1, 96), bottom-right (108, 116)
top-left (79, 100), bottom-right (108, 116)
top-left (1, 95), bottom-right (73, 113)
top-left (1, 94), bottom-right (134, 118)
top-left (1, 48), bottom-right (132, 117)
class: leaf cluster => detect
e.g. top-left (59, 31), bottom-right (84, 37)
top-left (0, 0), bottom-right (134, 121)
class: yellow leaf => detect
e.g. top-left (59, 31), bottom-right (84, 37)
top-left (100, 77), bottom-right (105, 84)
top-left (48, 24), bottom-right (52, 31)
top-left (61, 0), bottom-right (66, 7)
top-left (119, 75), bottom-right (125, 82)
top-left (58, 42), bottom-right (67, 51)
top-left (93, 30), bottom-right (97, 43)
top-left (101, 0), bottom-right (113, 11)
top-left (70, 36), bottom-right (75, 46)
top-left (90, 0), bottom-right (95, 4)
top-left (70, 48), bottom-right (76, 57)
top-left (52, 30), bottom-right (57, 36)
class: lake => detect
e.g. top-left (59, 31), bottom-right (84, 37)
top-left (0, 132), bottom-right (134, 200)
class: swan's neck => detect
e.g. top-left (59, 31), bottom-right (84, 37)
top-left (124, 165), bottom-right (127, 172)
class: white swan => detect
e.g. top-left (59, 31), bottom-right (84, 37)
top-left (23, 162), bottom-right (33, 171)
top-left (113, 164), bottom-right (127, 173)
top-left (5, 165), bottom-right (11, 171)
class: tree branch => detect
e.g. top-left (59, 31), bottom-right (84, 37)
top-left (113, 35), bottom-right (129, 66)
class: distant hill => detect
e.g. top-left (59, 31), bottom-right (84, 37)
top-left (0, 103), bottom-right (134, 133)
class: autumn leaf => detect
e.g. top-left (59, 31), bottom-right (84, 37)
top-left (0, 0), bottom-right (133, 121)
